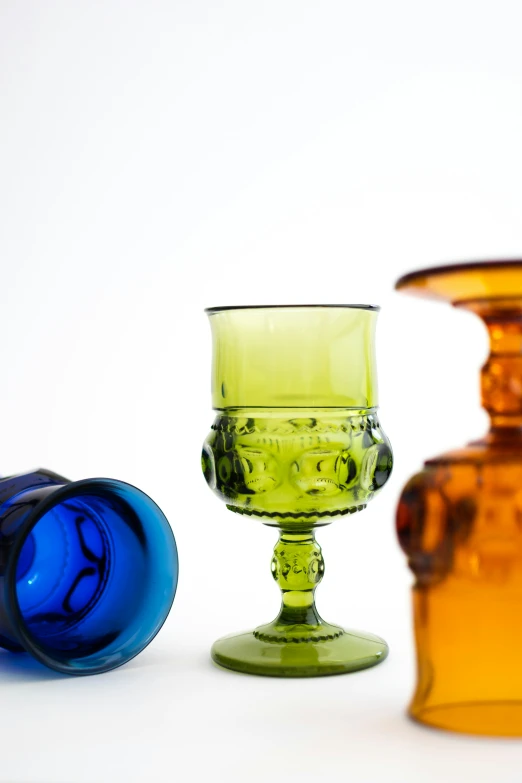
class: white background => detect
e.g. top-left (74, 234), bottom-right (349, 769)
top-left (1, 1), bottom-right (522, 781)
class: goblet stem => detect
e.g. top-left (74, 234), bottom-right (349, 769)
top-left (253, 530), bottom-right (345, 644)
top-left (265, 531), bottom-right (328, 637)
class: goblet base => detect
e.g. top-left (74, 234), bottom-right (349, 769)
top-left (211, 622), bottom-right (388, 677)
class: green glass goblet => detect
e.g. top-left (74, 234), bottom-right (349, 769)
top-left (202, 305), bottom-right (393, 677)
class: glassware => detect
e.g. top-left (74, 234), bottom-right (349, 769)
top-left (396, 260), bottom-right (522, 736)
top-left (202, 305), bottom-right (393, 677)
top-left (0, 469), bottom-right (178, 674)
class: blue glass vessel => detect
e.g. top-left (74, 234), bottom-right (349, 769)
top-left (0, 470), bottom-right (178, 674)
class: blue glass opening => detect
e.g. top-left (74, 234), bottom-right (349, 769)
top-left (13, 481), bottom-right (177, 674)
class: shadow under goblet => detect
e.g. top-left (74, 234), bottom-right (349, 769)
top-left (202, 305), bottom-right (393, 677)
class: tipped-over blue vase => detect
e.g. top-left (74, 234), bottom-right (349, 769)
top-left (0, 470), bottom-right (178, 675)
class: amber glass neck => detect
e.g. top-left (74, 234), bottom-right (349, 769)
top-left (395, 261), bottom-right (522, 438)
top-left (458, 298), bottom-right (522, 433)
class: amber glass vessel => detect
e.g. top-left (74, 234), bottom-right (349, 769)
top-left (396, 260), bottom-right (522, 736)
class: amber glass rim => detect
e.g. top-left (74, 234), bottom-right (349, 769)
top-left (396, 259), bottom-right (522, 290)
top-left (205, 304), bottom-right (380, 314)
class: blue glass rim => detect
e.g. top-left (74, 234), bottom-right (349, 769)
top-left (4, 477), bottom-right (178, 675)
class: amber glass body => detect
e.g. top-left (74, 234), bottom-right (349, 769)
top-left (396, 261), bottom-right (522, 736)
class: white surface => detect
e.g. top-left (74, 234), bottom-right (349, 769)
top-left (1, 1), bottom-right (522, 780)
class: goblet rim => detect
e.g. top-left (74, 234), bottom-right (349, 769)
top-left (205, 303), bottom-right (380, 314)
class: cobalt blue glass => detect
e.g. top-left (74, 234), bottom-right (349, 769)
top-left (0, 469), bottom-right (178, 674)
